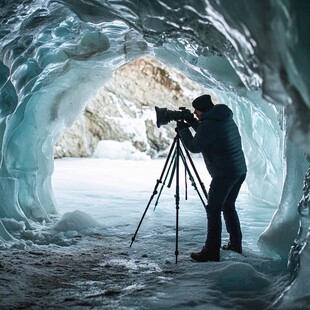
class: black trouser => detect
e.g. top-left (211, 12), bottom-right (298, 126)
top-left (204, 173), bottom-right (246, 254)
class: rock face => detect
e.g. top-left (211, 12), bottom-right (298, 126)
top-left (54, 56), bottom-right (208, 158)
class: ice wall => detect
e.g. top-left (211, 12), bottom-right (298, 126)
top-left (0, 0), bottom-right (310, 305)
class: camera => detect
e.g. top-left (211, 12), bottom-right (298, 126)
top-left (155, 106), bottom-right (193, 128)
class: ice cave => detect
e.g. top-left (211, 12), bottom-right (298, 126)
top-left (0, 0), bottom-right (310, 309)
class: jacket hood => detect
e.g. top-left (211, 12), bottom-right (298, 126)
top-left (201, 104), bottom-right (232, 121)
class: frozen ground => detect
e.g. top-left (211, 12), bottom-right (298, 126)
top-left (0, 157), bottom-right (289, 309)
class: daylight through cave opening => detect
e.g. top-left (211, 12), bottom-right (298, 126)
top-left (54, 54), bottom-right (285, 210)
top-left (48, 52), bottom-right (310, 262)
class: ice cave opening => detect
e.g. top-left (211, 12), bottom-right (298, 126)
top-left (53, 52), bottom-right (309, 261)
top-left (1, 0), bottom-right (310, 307)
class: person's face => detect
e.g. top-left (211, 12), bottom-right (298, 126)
top-left (194, 109), bottom-right (203, 120)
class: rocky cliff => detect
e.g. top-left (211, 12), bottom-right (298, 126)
top-left (54, 56), bottom-right (208, 158)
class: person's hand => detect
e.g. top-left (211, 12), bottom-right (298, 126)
top-left (186, 113), bottom-right (196, 126)
top-left (177, 120), bottom-right (189, 131)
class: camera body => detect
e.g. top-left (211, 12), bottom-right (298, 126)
top-left (155, 106), bottom-right (193, 128)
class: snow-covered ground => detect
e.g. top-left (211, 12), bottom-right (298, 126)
top-left (0, 156), bottom-right (290, 309)
top-left (53, 156), bottom-right (273, 254)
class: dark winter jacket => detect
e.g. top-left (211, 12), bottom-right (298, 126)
top-left (179, 104), bottom-right (247, 177)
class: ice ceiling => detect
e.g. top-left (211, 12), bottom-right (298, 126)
top-left (0, 0), bottom-right (310, 303)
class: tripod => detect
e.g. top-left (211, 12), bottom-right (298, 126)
top-left (130, 127), bottom-right (208, 263)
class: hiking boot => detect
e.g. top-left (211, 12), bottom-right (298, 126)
top-left (222, 242), bottom-right (242, 254)
top-left (190, 247), bottom-right (220, 262)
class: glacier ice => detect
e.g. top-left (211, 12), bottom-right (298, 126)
top-left (0, 0), bottom-right (310, 306)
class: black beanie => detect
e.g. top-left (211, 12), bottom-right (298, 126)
top-left (192, 94), bottom-right (214, 112)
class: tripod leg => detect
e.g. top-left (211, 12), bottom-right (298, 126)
top-left (179, 148), bottom-right (207, 208)
top-left (167, 159), bottom-right (176, 188)
top-left (154, 150), bottom-right (177, 210)
top-left (175, 133), bottom-right (180, 263)
top-left (130, 135), bottom-right (178, 247)
top-left (180, 138), bottom-right (209, 201)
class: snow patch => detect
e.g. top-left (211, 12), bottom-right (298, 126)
top-left (53, 210), bottom-right (101, 232)
top-left (93, 140), bottom-right (150, 160)
top-left (212, 262), bottom-right (271, 291)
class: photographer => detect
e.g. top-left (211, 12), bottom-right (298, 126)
top-left (177, 94), bottom-right (247, 262)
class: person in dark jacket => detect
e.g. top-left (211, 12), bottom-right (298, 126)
top-left (177, 94), bottom-right (247, 262)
